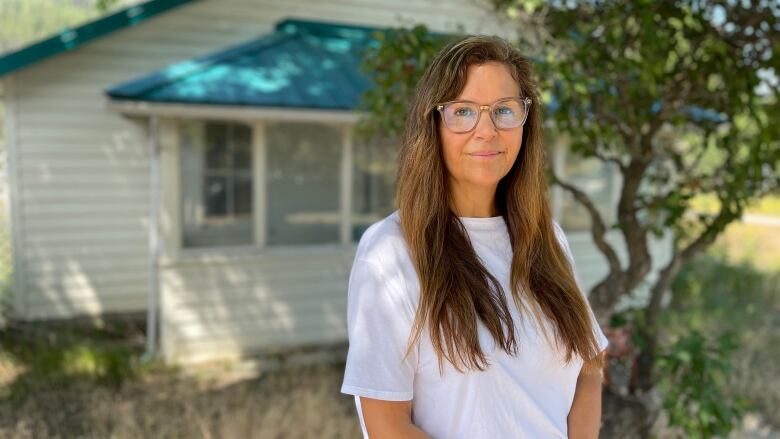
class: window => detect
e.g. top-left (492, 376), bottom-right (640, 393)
top-left (265, 122), bottom-right (342, 245)
top-left (352, 135), bottom-right (397, 239)
top-left (174, 119), bottom-right (404, 249)
top-left (180, 121), bottom-right (253, 248)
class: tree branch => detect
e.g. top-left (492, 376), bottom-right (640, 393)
top-left (550, 172), bottom-right (623, 274)
top-left (592, 149), bottom-right (627, 171)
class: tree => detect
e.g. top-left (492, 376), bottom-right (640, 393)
top-left (358, 25), bottom-right (460, 138)
top-left (0, 0), bottom-right (94, 53)
top-left (359, 0), bottom-right (779, 436)
top-left (491, 0), bottom-right (779, 392)
top-left (96, 0), bottom-right (121, 13)
top-left (0, 1), bottom-right (140, 54)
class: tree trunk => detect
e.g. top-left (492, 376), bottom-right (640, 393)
top-left (601, 387), bottom-right (659, 439)
top-left (635, 254), bottom-right (683, 391)
top-left (634, 328), bottom-right (658, 393)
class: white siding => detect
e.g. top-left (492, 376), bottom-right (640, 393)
top-left (160, 245), bottom-right (356, 364)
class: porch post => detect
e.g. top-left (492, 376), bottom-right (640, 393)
top-left (340, 125), bottom-right (354, 245)
top-left (143, 115), bottom-right (160, 362)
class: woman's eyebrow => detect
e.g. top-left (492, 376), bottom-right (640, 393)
top-left (451, 96), bottom-right (520, 104)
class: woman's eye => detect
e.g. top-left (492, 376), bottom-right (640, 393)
top-left (453, 107), bottom-right (475, 117)
top-left (496, 106), bottom-right (515, 116)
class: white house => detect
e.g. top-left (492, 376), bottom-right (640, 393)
top-left (0, 0), bottom-right (672, 365)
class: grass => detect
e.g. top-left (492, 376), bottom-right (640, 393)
top-left (0, 317), bottom-right (160, 402)
top-left (689, 194), bottom-right (780, 217)
top-left (0, 324), bottom-right (360, 438)
top-left (0, 362), bottom-right (361, 438)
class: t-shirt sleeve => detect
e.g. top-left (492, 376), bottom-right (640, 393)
top-left (340, 257), bottom-right (418, 401)
top-left (552, 221), bottom-right (610, 354)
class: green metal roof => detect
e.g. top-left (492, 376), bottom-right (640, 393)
top-left (106, 19), bottom-right (381, 110)
top-left (0, 0), bottom-right (198, 77)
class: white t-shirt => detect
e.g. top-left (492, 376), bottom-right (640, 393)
top-left (340, 210), bottom-right (609, 439)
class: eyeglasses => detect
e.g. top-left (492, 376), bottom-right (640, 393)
top-left (434, 97), bottom-right (532, 133)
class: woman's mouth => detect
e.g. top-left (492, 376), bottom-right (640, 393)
top-left (468, 151), bottom-right (502, 158)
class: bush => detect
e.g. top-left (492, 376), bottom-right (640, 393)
top-left (662, 255), bottom-right (780, 429)
top-left (656, 329), bottom-right (750, 438)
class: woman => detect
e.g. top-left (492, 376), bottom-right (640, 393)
top-left (341, 35), bottom-right (609, 438)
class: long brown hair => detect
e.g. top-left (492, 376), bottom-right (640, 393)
top-left (397, 35), bottom-right (605, 376)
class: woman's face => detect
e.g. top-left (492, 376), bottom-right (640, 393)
top-left (439, 61), bottom-right (523, 196)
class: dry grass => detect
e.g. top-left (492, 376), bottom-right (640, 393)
top-left (0, 319), bottom-right (361, 438)
top-left (0, 360), bottom-right (361, 439)
top-left (710, 222), bottom-right (780, 272)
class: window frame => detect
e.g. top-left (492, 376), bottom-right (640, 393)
top-left (159, 115), bottom-right (358, 262)
top-left (179, 120), bottom-right (254, 248)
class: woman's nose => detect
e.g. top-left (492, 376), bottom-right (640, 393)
top-left (474, 108), bottom-right (498, 140)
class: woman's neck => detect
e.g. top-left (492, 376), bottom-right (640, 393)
top-left (449, 181), bottom-right (500, 218)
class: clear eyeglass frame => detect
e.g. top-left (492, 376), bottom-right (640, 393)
top-left (434, 96), bottom-right (532, 133)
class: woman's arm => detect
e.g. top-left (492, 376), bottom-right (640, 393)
top-left (567, 351), bottom-right (606, 439)
top-left (360, 397), bottom-right (432, 439)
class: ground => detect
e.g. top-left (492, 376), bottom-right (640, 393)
top-left (0, 350), bottom-right (361, 438)
top-left (0, 354), bottom-right (777, 438)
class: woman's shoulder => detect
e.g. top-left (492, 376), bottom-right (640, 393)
top-left (353, 210), bottom-right (412, 273)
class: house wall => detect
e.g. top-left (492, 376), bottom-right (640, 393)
top-left (160, 246), bottom-right (357, 364)
top-left (9, 0), bottom-right (515, 320)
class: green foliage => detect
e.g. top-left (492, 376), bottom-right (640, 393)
top-left (663, 254), bottom-right (780, 429)
top-left (492, 0), bottom-right (546, 16)
top-left (656, 330), bottom-right (750, 438)
top-left (0, 322), bottom-right (163, 402)
top-left (357, 25), bottom-right (458, 139)
top-left (358, 2), bottom-right (779, 250)
top-left (669, 256), bottom-right (777, 326)
top-left (526, 0), bottom-right (780, 242)
top-left (568, 253), bottom-right (779, 430)
top-left (0, 0), bottom-right (96, 53)
top-left (0, 1), bottom-right (140, 53)
top-left (20, 340), bottom-right (137, 386)
top-left (96, 0), bottom-right (121, 13)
